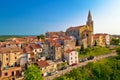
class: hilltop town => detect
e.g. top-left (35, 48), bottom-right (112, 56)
top-left (0, 11), bottom-right (120, 80)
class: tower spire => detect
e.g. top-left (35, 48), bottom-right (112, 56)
top-left (88, 10), bottom-right (92, 20)
top-left (86, 10), bottom-right (93, 28)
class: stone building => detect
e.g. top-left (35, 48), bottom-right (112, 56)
top-left (45, 38), bottom-right (63, 61)
top-left (64, 36), bottom-right (76, 51)
top-left (66, 10), bottom-right (94, 47)
top-left (0, 47), bottom-right (22, 80)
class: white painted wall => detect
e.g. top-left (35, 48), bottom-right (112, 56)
top-left (64, 51), bottom-right (78, 65)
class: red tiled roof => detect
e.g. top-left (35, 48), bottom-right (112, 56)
top-left (24, 46), bottom-right (33, 53)
top-left (30, 44), bottom-right (42, 49)
top-left (65, 49), bottom-right (73, 53)
top-left (66, 25), bottom-right (85, 31)
top-left (0, 47), bottom-right (21, 53)
top-left (36, 60), bottom-right (49, 67)
top-left (20, 48), bottom-right (26, 53)
top-left (46, 31), bottom-right (65, 36)
top-left (55, 43), bottom-right (61, 47)
top-left (94, 33), bottom-right (109, 39)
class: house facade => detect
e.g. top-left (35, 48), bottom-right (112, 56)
top-left (64, 50), bottom-right (78, 65)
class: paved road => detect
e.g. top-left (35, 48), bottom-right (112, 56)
top-left (44, 51), bottom-right (117, 80)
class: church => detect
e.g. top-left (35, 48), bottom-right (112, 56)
top-left (66, 10), bottom-right (94, 48)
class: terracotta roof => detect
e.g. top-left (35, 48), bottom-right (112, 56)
top-left (65, 49), bottom-right (73, 53)
top-left (46, 31), bottom-right (65, 36)
top-left (30, 44), bottom-right (42, 49)
top-left (55, 43), bottom-right (61, 47)
top-left (24, 46), bottom-right (33, 53)
top-left (0, 47), bottom-right (21, 53)
top-left (36, 60), bottom-right (49, 67)
top-left (94, 33), bottom-right (109, 39)
top-left (66, 25), bottom-right (85, 31)
top-left (20, 48), bottom-right (26, 53)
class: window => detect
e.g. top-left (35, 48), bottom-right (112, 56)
top-left (76, 52), bottom-right (78, 55)
top-left (12, 71), bottom-right (14, 76)
top-left (6, 53), bottom-right (8, 56)
top-left (75, 60), bottom-right (77, 63)
top-left (12, 78), bottom-right (15, 80)
top-left (4, 73), bottom-right (8, 76)
top-left (6, 58), bottom-right (8, 61)
top-left (71, 61), bottom-right (73, 64)
top-left (87, 34), bottom-right (89, 36)
top-left (7, 63), bottom-right (9, 66)
top-left (75, 57), bottom-right (77, 59)
top-left (45, 67), bottom-right (46, 69)
top-left (39, 49), bottom-right (41, 52)
top-left (15, 57), bottom-right (17, 59)
top-left (71, 57), bottom-right (72, 60)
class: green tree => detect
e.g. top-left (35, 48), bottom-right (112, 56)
top-left (37, 35), bottom-right (40, 40)
top-left (24, 64), bottom-right (43, 80)
top-left (40, 34), bottom-right (45, 40)
top-left (80, 43), bottom-right (85, 54)
top-left (55, 55), bottom-right (120, 80)
top-left (94, 40), bottom-right (97, 46)
top-left (55, 76), bottom-right (74, 80)
top-left (110, 38), bottom-right (120, 45)
top-left (116, 46), bottom-right (120, 55)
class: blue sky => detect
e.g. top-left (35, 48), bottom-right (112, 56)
top-left (0, 0), bottom-right (120, 35)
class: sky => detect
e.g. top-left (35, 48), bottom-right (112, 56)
top-left (0, 0), bottom-right (120, 35)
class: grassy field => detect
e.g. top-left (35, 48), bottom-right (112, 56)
top-left (78, 46), bottom-right (112, 59)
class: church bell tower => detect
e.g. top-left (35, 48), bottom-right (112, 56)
top-left (86, 10), bottom-right (93, 31)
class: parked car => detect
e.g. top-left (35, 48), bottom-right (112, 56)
top-left (62, 58), bottom-right (67, 62)
top-left (61, 67), bottom-right (67, 70)
top-left (71, 63), bottom-right (77, 66)
top-left (79, 58), bottom-right (87, 63)
top-left (49, 71), bottom-right (58, 76)
top-left (87, 56), bottom-right (94, 60)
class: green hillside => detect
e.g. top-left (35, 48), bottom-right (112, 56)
top-left (55, 55), bottom-right (120, 80)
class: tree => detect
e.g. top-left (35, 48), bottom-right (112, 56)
top-left (116, 46), bottom-right (120, 55)
top-left (24, 64), bottom-right (43, 80)
top-left (80, 43), bottom-right (84, 51)
top-left (80, 43), bottom-right (85, 54)
top-left (39, 34), bottom-right (45, 40)
top-left (110, 38), bottom-right (120, 45)
top-left (94, 40), bottom-right (97, 46)
top-left (37, 35), bottom-right (40, 40)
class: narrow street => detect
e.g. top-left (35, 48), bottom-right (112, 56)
top-left (44, 51), bottom-right (117, 80)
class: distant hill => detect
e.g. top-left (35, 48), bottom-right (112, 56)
top-left (0, 35), bottom-right (23, 42)
top-left (0, 35), bottom-right (37, 42)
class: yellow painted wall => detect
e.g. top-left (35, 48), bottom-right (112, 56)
top-left (79, 25), bottom-right (93, 38)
